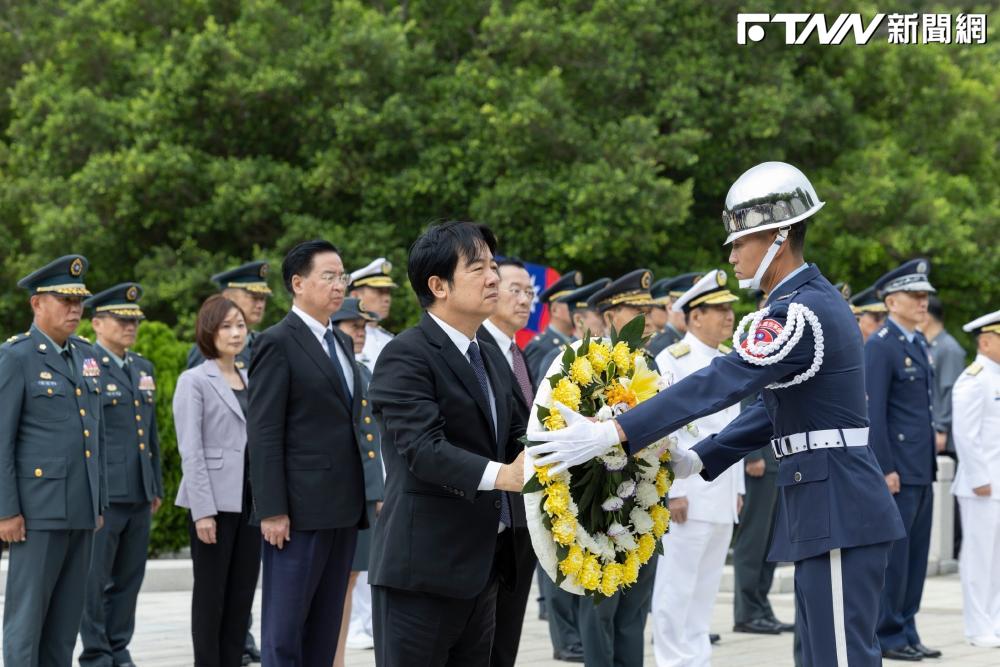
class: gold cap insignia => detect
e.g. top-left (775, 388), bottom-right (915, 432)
top-left (381, 261), bottom-right (392, 275)
top-left (126, 285), bottom-right (139, 301)
top-left (70, 258), bottom-right (84, 277)
top-left (716, 271), bottom-right (727, 287)
top-left (917, 261), bottom-right (927, 274)
top-left (640, 272), bottom-right (651, 289)
top-left (259, 263), bottom-right (269, 278)
top-left (574, 273), bottom-right (583, 286)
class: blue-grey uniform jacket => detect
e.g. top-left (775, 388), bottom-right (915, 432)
top-left (617, 265), bottom-right (904, 562)
top-left (0, 326), bottom-right (107, 529)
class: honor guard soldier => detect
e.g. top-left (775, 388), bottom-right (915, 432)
top-left (528, 162), bottom-right (904, 667)
top-left (187, 261), bottom-right (272, 371)
top-left (0, 255), bottom-right (108, 666)
top-left (865, 259), bottom-right (942, 661)
top-left (79, 283), bottom-right (163, 667)
top-left (523, 270), bottom-right (582, 381)
top-left (349, 257), bottom-right (398, 372)
top-left (536, 278), bottom-right (610, 382)
top-left (850, 285), bottom-right (888, 343)
top-left (951, 310), bottom-right (1000, 648)
top-left (645, 272), bottom-right (701, 359)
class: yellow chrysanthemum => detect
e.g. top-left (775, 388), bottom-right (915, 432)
top-left (535, 464), bottom-right (554, 485)
top-left (623, 551), bottom-right (640, 585)
top-left (650, 504), bottom-right (670, 538)
top-left (551, 378), bottom-right (582, 412)
top-left (579, 553), bottom-right (603, 591)
top-left (569, 357), bottom-right (595, 385)
top-left (655, 468), bottom-right (670, 497)
top-left (552, 515), bottom-right (577, 546)
top-left (628, 358), bottom-right (661, 403)
top-left (659, 448), bottom-right (671, 462)
top-left (637, 533), bottom-right (656, 564)
top-left (544, 410), bottom-right (567, 431)
top-left (587, 342), bottom-right (611, 374)
top-left (559, 545), bottom-right (585, 578)
top-left (599, 562), bottom-right (624, 597)
top-left (605, 380), bottom-right (637, 409)
top-left (543, 483), bottom-right (571, 517)
top-left (631, 350), bottom-right (645, 370)
top-left (612, 342), bottom-right (632, 374)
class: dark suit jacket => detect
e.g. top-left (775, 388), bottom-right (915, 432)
top-left (477, 325), bottom-right (534, 529)
top-left (368, 314), bottom-right (528, 599)
top-left (248, 311), bottom-right (366, 531)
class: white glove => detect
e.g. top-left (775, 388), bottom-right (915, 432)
top-left (669, 443), bottom-right (704, 479)
top-left (525, 403), bottom-right (621, 474)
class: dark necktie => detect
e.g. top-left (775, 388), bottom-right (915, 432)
top-left (323, 329), bottom-right (353, 401)
top-left (61, 349), bottom-right (75, 381)
top-left (468, 341), bottom-right (511, 529)
top-left (509, 342), bottom-right (534, 406)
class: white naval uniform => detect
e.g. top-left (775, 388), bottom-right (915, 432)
top-left (651, 333), bottom-right (744, 667)
top-left (359, 324), bottom-right (394, 373)
top-left (951, 353), bottom-right (1000, 641)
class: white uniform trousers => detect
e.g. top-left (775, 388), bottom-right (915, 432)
top-left (652, 519), bottom-right (733, 667)
top-left (957, 496), bottom-right (1000, 639)
top-left (348, 572), bottom-right (374, 639)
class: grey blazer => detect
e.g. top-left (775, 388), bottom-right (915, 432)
top-left (173, 359), bottom-right (249, 521)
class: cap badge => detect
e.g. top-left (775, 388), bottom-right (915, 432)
top-left (70, 258), bottom-right (84, 277)
top-left (259, 263), bottom-right (269, 278)
top-left (716, 271), bottom-right (727, 287)
top-left (640, 272), bottom-right (651, 289)
top-left (574, 273), bottom-right (583, 286)
top-left (917, 261), bottom-right (927, 274)
top-left (126, 285), bottom-right (139, 301)
top-left (381, 261), bottom-right (392, 275)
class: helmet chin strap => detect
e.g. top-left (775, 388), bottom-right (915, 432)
top-left (739, 228), bottom-right (789, 291)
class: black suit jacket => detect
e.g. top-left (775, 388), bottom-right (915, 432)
top-left (477, 325), bottom-right (534, 529)
top-left (368, 314), bottom-right (528, 599)
top-left (248, 310), bottom-right (366, 531)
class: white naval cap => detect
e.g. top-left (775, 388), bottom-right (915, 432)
top-left (349, 257), bottom-right (398, 290)
top-left (962, 309), bottom-right (1000, 335)
top-left (671, 269), bottom-right (739, 313)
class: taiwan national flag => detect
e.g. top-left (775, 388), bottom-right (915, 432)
top-left (516, 261), bottom-right (561, 349)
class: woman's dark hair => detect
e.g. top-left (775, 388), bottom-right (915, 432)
top-left (407, 221), bottom-right (498, 308)
top-left (195, 294), bottom-right (246, 359)
top-left (282, 239), bottom-right (341, 294)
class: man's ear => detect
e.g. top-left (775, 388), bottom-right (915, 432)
top-left (427, 275), bottom-right (448, 301)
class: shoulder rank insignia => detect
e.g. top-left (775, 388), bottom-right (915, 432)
top-left (668, 342), bottom-right (690, 358)
top-left (877, 328), bottom-right (889, 338)
top-left (965, 362), bottom-right (983, 376)
top-left (717, 343), bottom-right (732, 354)
top-left (775, 291), bottom-right (797, 301)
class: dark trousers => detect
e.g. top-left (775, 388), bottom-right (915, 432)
top-left (3, 528), bottom-right (93, 667)
top-left (542, 575), bottom-right (582, 652)
top-left (877, 483), bottom-right (934, 650)
top-left (189, 510), bottom-right (261, 667)
top-left (490, 528), bottom-right (536, 667)
top-left (795, 542), bottom-right (890, 666)
top-left (732, 471), bottom-right (779, 624)
top-left (261, 526), bottom-right (357, 667)
top-left (577, 555), bottom-right (656, 667)
top-left (80, 501), bottom-right (152, 667)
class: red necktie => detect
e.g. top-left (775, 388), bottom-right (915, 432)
top-left (510, 342), bottom-right (534, 406)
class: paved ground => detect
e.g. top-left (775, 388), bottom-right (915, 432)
top-left (2, 572), bottom-right (996, 666)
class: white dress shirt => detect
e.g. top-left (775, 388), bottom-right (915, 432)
top-left (292, 304), bottom-right (354, 393)
top-left (427, 312), bottom-right (503, 493)
top-left (482, 318), bottom-right (515, 370)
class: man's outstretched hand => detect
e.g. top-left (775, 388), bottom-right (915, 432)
top-left (525, 403), bottom-right (621, 474)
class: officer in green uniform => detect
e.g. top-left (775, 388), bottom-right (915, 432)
top-left (79, 283), bottom-right (163, 667)
top-left (0, 255), bottom-right (107, 667)
top-left (645, 272), bottom-right (702, 359)
top-left (523, 270), bottom-right (582, 380)
top-left (187, 261), bottom-right (272, 372)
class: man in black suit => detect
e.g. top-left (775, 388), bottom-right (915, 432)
top-left (368, 221), bottom-right (527, 667)
top-left (248, 239), bottom-right (368, 666)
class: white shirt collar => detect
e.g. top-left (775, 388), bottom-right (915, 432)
top-left (428, 311), bottom-right (475, 356)
top-left (682, 331), bottom-right (722, 357)
top-left (292, 304), bottom-right (332, 342)
top-left (482, 319), bottom-right (513, 353)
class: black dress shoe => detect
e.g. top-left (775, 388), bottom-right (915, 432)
top-left (241, 655), bottom-right (252, 667)
top-left (709, 633), bottom-right (720, 644)
top-left (766, 616), bottom-right (795, 633)
top-left (733, 618), bottom-right (782, 635)
top-left (882, 646), bottom-right (923, 661)
top-left (911, 643), bottom-right (942, 658)
top-left (553, 646), bottom-right (585, 663)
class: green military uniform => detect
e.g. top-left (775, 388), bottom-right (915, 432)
top-left (0, 255), bottom-right (107, 667)
top-left (79, 283), bottom-right (163, 667)
top-left (187, 261), bottom-right (271, 371)
top-left (523, 271), bottom-right (582, 381)
top-left (645, 272), bottom-right (701, 359)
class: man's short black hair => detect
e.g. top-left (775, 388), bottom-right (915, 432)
top-left (282, 239), bottom-right (340, 294)
top-left (408, 221), bottom-right (498, 309)
top-left (787, 221), bottom-right (808, 254)
top-left (927, 295), bottom-right (943, 322)
top-left (496, 256), bottom-right (526, 271)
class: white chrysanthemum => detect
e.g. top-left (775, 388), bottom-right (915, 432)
top-left (600, 445), bottom-right (628, 471)
top-left (601, 496), bottom-right (625, 512)
top-left (635, 447), bottom-right (660, 469)
top-left (607, 522), bottom-right (628, 538)
top-left (616, 480), bottom-right (636, 499)
top-left (640, 461), bottom-right (659, 483)
top-left (592, 533), bottom-right (616, 561)
top-left (613, 531), bottom-right (638, 551)
top-left (630, 507), bottom-right (654, 534)
top-left (636, 481), bottom-right (660, 508)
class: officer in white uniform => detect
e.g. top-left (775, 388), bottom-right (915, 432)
top-left (951, 309), bottom-right (1000, 648)
top-left (651, 270), bottom-right (744, 667)
top-left (349, 257), bottom-right (398, 373)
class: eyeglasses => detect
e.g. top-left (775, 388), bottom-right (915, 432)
top-left (504, 287), bottom-right (536, 300)
top-left (318, 272), bottom-right (350, 286)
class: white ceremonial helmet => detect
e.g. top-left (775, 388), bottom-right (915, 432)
top-left (722, 161), bottom-right (825, 289)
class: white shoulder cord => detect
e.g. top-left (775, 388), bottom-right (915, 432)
top-left (733, 302), bottom-right (825, 389)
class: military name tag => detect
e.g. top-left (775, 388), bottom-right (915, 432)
top-left (82, 358), bottom-right (101, 377)
top-left (138, 375), bottom-right (156, 391)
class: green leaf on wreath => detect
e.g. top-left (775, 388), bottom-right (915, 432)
top-left (578, 330), bottom-right (591, 357)
top-left (548, 374), bottom-right (563, 389)
top-left (654, 538), bottom-right (665, 557)
top-left (561, 344), bottom-right (576, 371)
top-left (618, 314), bottom-right (646, 349)
top-left (556, 570), bottom-right (566, 586)
top-left (556, 543), bottom-right (570, 562)
top-left (523, 474), bottom-right (544, 494)
top-left (536, 405), bottom-right (551, 421)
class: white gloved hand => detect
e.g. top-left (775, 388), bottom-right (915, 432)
top-left (525, 403), bottom-right (621, 474)
top-left (668, 443), bottom-right (704, 479)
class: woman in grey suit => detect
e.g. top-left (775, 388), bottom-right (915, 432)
top-left (174, 294), bottom-right (261, 667)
